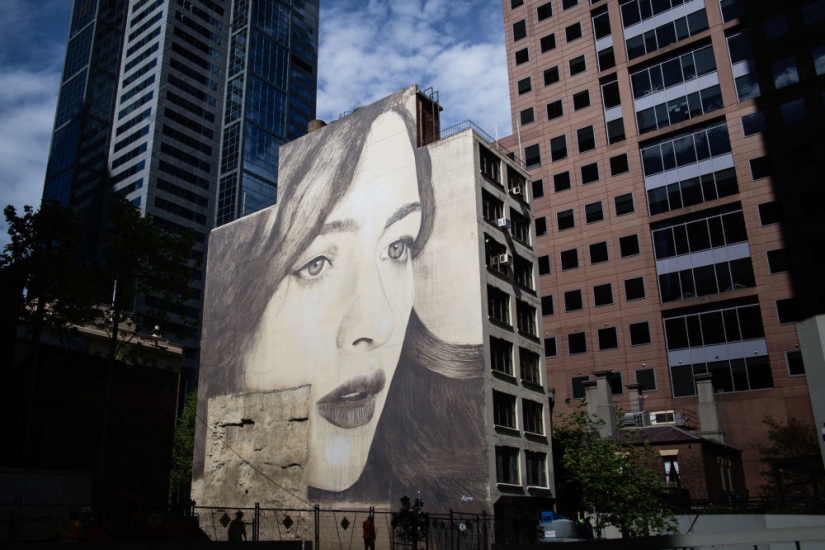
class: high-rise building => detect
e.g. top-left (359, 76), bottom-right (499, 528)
top-left (42, 0), bottom-right (318, 370)
top-left (500, 0), bottom-right (825, 493)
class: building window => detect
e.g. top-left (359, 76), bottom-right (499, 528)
top-left (493, 391), bottom-right (517, 428)
top-left (610, 153), bottom-right (629, 175)
top-left (664, 302), bottom-right (765, 351)
top-left (742, 112), bottom-right (766, 136)
top-left (585, 201), bottom-right (604, 223)
top-left (776, 298), bottom-right (801, 324)
top-left (550, 135), bottom-right (568, 161)
top-left (496, 447), bottom-right (520, 484)
top-left (615, 193), bottom-right (634, 215)
top-left (804, 0), bottom-right (825, 24)
top-left (525, 144), bottom-right (541, 169)
top-left (537, 2), bottom-right (553, 20)
top-left (758, 201), bottom-right (781, 225)
top-left (566, 22), bottom-right (583, 42)
top-left (521, 348), bottom-right (542, 383)
top-left (763, 15), bottom-right (788, 40)
top-left (535, 216), bottom-right (547, 236)
top-left (814, 44), bottom-right (825, 76)
top-left (581, 162), bottom-right (599, 184)
top-left (572, 375), bottom-right (589, 399)
top-left (573, 90), bottom-right (591, 110)
top-left (521, 107), bottom-right (535, 126)
top-left (594, 283), bottom-right (613, 306)
top-left (538, 255), bottom-right (551, 275)
top-left (569, 55), bottom-right (586, 76)
top-left (541, 33), bottom-right (557, 53)
top-left (624, 7), bottom-right (708, 60)
top-left (590, 241), bottom-right (608, 264)
top-left (625, 277), bottom-right (645, 300)
top-left (563, 0), bottom-right (578, 9)
top-left (554, 171), bottom-right (571, 192)
top-left (569, 332), bottom-right (587, 354)
top-left (598, 326), bottom-right (619, 349)
top-left (490, 336), bottom-right (513, 375)
top-left (544, 66), bottom-right (560, 86)
top-left (602, 79), bottom-right (620, 109)
top-left (541, 295), bottom-right (554, 316)
top-left (482, 190), bottom-right (504, 222)
top-left (767, 249), bottom-right (789, 274)
top-left (619, 234), bottom-right (640, 257)
top-left (652, 209), bottom-right (748, 260)
top-left (532, 178), bottom-right (545, 198)
top-left (513, 19), bottom-right (527, 41)
top-left (480, 145), bottom-right (502, 184)
top-left (488, 285), bottom-right (510, 325)
top-left (523, 400), bottom-right (544, 435)
top-left (629, 321), bottom-right (651, 345)
top-left (720, 0), bottom-right (742, 22)
top-left (558, 209), bottom-right (575, 230)
top-left (544, 336), bottom-right (558, 357)
top-left (485, 234), bottom-right (508, 274)
top-left (780, 99), bottom-right (807, 124)
top-left (525, 451), bottom-right (548, 487)
top-left (547, 100), bottom-right (564, 120)
top-left (607, 118), bottom-right (625, 144)
top-left (636, 368), bottom-right (656, 391)
top-left (518, 77), bottom-right (532, 95)
top-left (635, 85), bottom-right (723, 135)
top-left (515, 48), bottom-right (529, 65)
top-left (514, 256), bottom-right (534, 289)
top-left (750, 156), bottom-right (771, 180)
top-left (786, 350), bottom-right (805, 376)
top-left (593, 9), bottom-right (610, 38)
top-left (512, 0), bottom-right (524, 8)
top-left (630, 44), bottom-right (717, 100)
top-left (561, 248), bottom-right (579, 270)
top-left (772, 56), bottom-right (799, 89)
top-left (642, 123), bottom-right (732, 177)
top-left (516, 300), bottom-right (538, 336)
top-left (565, 289), bottom-right (583, 312)
top-left (511, 211), bottom-right (531, 244)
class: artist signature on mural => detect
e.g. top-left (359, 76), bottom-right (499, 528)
top-left (460, 496), bottom-right (473, 502)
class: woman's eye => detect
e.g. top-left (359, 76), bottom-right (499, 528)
top-left (386, 238), bottom-right (411, 261)
top-left (296, 256), bottom-right (331, 279)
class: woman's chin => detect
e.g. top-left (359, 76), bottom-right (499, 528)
top-left (306, 421), bottom-right (377, 492)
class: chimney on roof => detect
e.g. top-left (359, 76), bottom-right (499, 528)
top-left (307, 120), bottom-right (326, 133)
top-left (583, 370), bottom-right (617, 437)
top-left (695, 372), bottom-right (724, 444)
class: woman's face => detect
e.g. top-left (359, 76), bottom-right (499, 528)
top-left (245, 112), bottom-right (421, 492)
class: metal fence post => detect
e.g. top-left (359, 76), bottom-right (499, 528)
top-left (481, 511), bottom-right (487, 550)
top-left (315, 504), bottom-right (320, 550)
top-left (449, 509), bottom-right (454, 550)
top-left (254, 502), bottom-right (260, 541)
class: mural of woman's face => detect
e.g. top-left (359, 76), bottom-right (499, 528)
top-left (245, 111), bottom-right (421, 492)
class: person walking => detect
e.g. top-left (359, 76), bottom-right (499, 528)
top-left (363, 514), bottom-right (376, 550)
top-left (58, 509), bottom-right (84, 543)
top-left (228, 511), bottom-right (247, 541)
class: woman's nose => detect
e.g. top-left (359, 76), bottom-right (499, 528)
top-left (336, 262), bottom-right (394, 350)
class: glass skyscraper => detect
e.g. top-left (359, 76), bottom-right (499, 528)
top-left (42, 0), bottom-right (318, 370)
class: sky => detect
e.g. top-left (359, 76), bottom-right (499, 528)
top-left (0, 0), bottom-right (512, 245)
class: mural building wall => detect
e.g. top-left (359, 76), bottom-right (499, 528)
top-left (193, 85), bottom-right (552, 518)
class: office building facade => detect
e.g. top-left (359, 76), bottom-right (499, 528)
top-left (41, 0), bottom-right (318, 366)
top-left (501, 0), bottom-right (825, 493)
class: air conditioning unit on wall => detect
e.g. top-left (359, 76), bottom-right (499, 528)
top-left (498, 253), bottom-right (513, 266)
top-left (497, 218), bottom-right (511, 229)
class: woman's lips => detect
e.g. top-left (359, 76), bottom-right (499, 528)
top-left (316, 370), bottom-right (386, 429)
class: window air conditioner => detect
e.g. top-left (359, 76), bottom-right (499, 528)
top-left (498, 253), bottom-right (513, 266)
top-left (497, 218), bottom-right (511, 229)
top-left (511, 186), bottom-right (523, 196)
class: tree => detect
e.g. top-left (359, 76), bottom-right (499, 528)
top-left (758, 416), bottom-right (825, 504)
top-left (553, 402), bottom-right (676, 539)
top-left (1, 201), bottom-right (97, 346)
top-left (391, 495), bottom-right (428, 548)
top-left (95, 197), bottom-right (198, 360)
top-left (170, 389), bottom-right (198, 501)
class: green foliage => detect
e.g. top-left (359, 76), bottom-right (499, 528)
top-left (758, 416), bottom-right (825, 503)
top-left (554, 402), bottom-right (676, 539)
top-left (391, 496), bottom-right (428, 546)
top-left (170, 390), bottom-right (198, 500)
top-left (94, 197), bottom-right (198, 358)
top-left (1, 201), bottom-right (97, 343)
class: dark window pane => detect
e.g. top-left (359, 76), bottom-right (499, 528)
top-left (521, 107), bottom-right (535, 125)
top-left (535, 216), bottom-right (547, 236)
top-left (776, 298), bottom-right (801, 324)
top-left (569, 332), bottom-right (587, 354)
top-left (590, 241), bottom-right (609, 263)
top-left (625, 277), bottom-right (645, 300)
top-left (594, 283), bottom-right (613, 306)
top-left (525, 144), bottom-right (541, 169)
top-left (693, 265), bottom-right (718, 296)
top-left (750, 156), bottom-right (772, 180)
top-left (665, 317), bottom-right (689, 350)
top-left (629, 322), bottom-right (651, 345)
top-left (577, 126), bottom-right (596, 152)
top-left (585, 201), bottom-right (604, 223)
top-left (738, 305), bottom-right (765, 339)
top-left (545, 336), bottom-right (557, 357)
top-left (537, 2), bottom-right (553, 20)
top-left (572, 376), bottom-right (589, 398)
top-left (565, 290), bottom-right (583, 311)
top-left (518, 77), bottom-right (532, 94)
top-left (558, 209), bottom-right (575, 230)
top-left (544, 66), bottom-right (560, 86)
top-left (767, 249), bottom-right (789, 273)
top-left (758, 202), bottom-right (781, 226)
top-left (648, 187), bottom-right (669, 214)
top-left (598, 47), bottom-right (616, 70)
top-left (598, 327), bottom-right (618, 349)
top-left (554, 171), bottom-right (571, 192)
top-left (610, 153), bottom-right (629, 175)
top-left (659, 272), bottom-right (682, 302)
top-left (551, 135), bottom-right (568, 161)
top-left (787, 350), bottom-right (805, 376)
top-left (636, 368), bottom-right (656, 391)
top-left (573, 90), bottom-right (591, 110)
top-left (541, 33), bottom-right (557, 52)
top-left (581, 162), bottom-right (599, 184)
top-left (570, 55), bottom-right (586, 75)
top-left (566, 23), bottom-right (583, 42)
top-left (615, 193), bottom-right (634, 215)
top-left (747, 356), bottom-right (774, 389)
top-left (547, 100), bottom-right (564, 120)
top-left (619, 234), bottom-right (640, 257)
top-left (515, 48), bottom-right (529, 65)
top-left (538, 254), bottom-right (551, 275)
top-left (607, 118), bottom-right (626, 143)
top-left (541, 295), bottom-right (554, 315)
top-left (532, 178), bottom-right (545, 198)
top-left (513, 20), bottom-right (527, 41)
top-left (561, 248), bottom-right (579, 270)
top-left (671, 365), bottom-right (695, 397)
top-left (742, 112), bottom-right (765, 136)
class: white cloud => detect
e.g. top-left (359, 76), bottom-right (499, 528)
top-left (316, 0), bottom-right (512, 138)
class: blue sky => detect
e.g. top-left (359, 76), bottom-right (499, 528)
top-left (0, 0), bottom-right (511, 243)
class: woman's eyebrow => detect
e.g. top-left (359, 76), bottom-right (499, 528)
top-left (320, 218), bottom-right (359, 236)
top-left (384, 202), bottom-right (422, 230)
